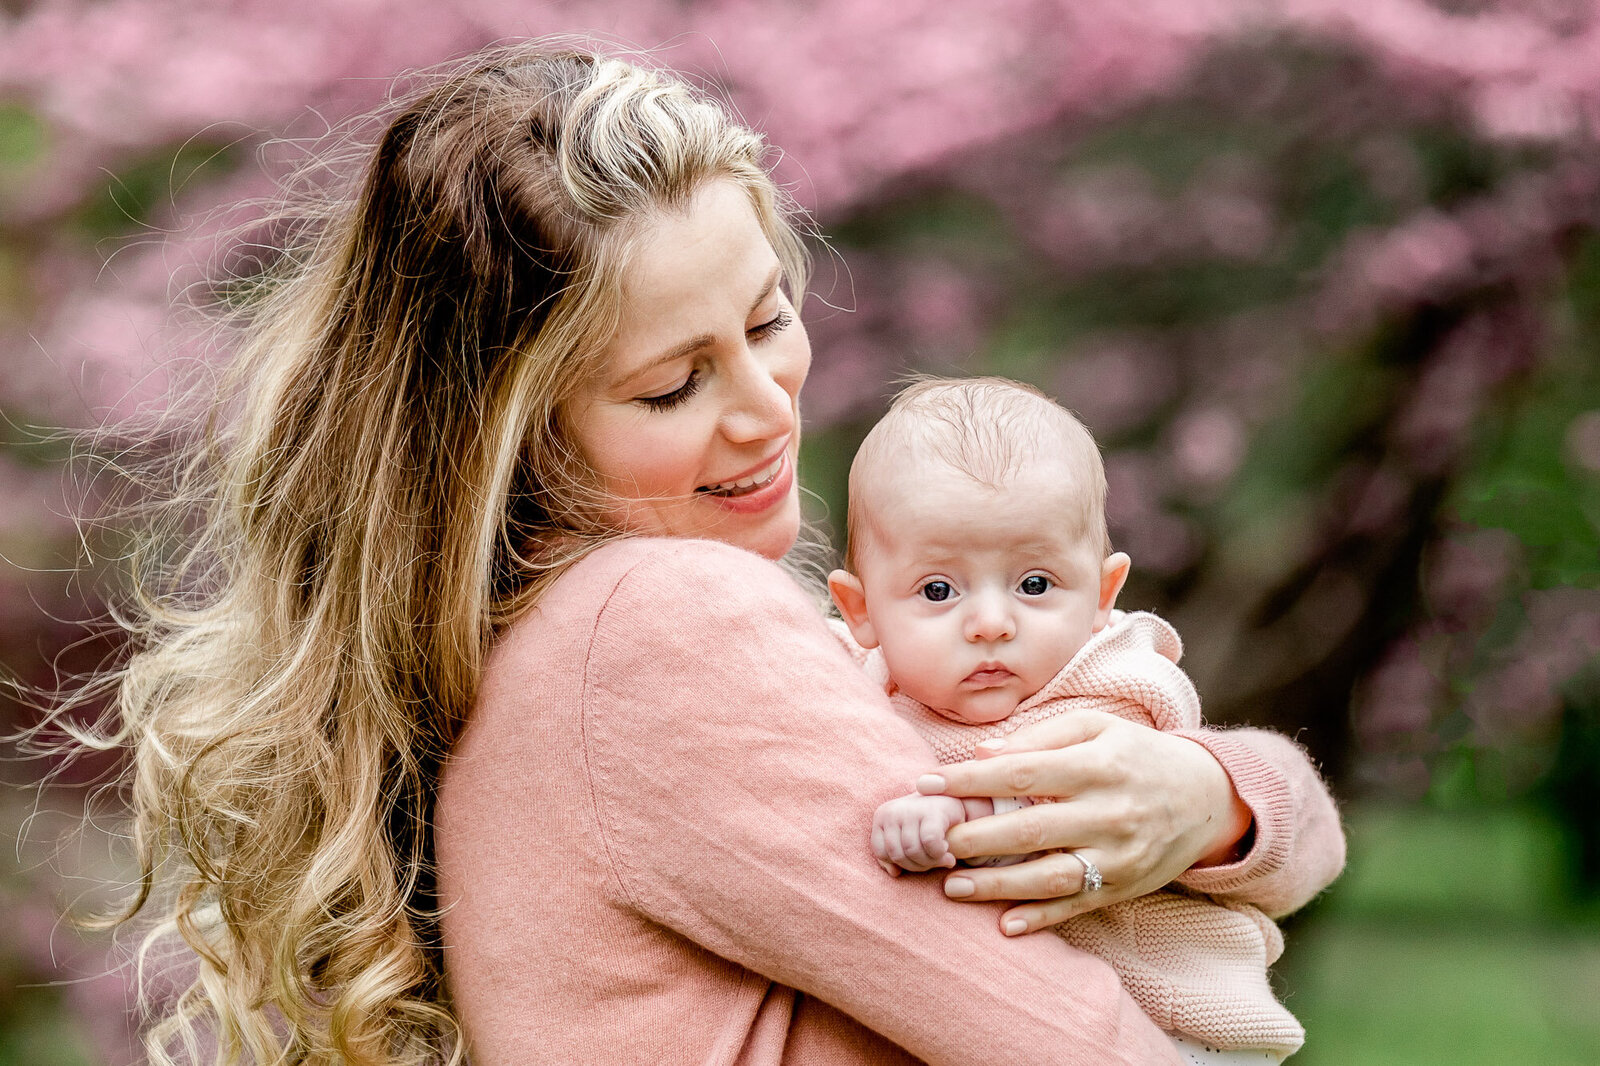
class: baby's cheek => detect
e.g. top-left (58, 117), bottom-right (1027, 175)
top-left (883, 653), bottom-right (953, 710)
top-left (882, 640), bottom-right (957, 707)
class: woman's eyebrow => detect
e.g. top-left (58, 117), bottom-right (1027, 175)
top-left (747, 264), bottom-right (782, 316)
top-left (613, 264), bottom-right (783, 390)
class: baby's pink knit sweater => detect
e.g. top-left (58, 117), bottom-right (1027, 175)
top-left (848, 611), bottom-right (1336, 1055)
top-left (436, 539), bottom-right (1344, 1065)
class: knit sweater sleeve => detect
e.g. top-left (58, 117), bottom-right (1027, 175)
top-left (1171, 727), bottom-right (1346, 918)
top-left (580, 539), bottom-right (1183, 1066)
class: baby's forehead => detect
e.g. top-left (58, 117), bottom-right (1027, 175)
top-left (856, 457), bottom-right (1096, 555)
top-left (858, 442), bottom-right (1082, 506)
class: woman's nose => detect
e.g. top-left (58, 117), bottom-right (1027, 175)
top-left (963, 592), bottom-right (1017, 643)
top-left (722, 350), bottom-right (799, 444)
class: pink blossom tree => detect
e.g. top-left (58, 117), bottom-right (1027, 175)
top-left (4, 1), bottom-right (1600, 1059)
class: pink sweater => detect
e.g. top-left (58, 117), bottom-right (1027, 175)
top-left (851, 611), bottom-right (1339, 1054)
top-left (436, 539), bottom-right (1343, 1065)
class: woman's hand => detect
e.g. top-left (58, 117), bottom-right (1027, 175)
top-left (919, 710), bottom-right (1253, 936)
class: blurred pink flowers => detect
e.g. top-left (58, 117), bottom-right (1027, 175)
top-left (4, 2), bottom-right (1600, 1056)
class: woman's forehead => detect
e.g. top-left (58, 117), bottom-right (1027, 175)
top-left (618, 182), bottom-right (776, 312)
top-left (602, 180), bottom-right (781, 377)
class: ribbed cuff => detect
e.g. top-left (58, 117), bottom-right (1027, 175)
top-left (1172, 728), bottom-right (1293, 896)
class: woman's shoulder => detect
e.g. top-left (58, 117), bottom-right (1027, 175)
top-left (495, 537), bottom-right (823, 667)
top-left (566, 535), bottom-right (798, 596)
top-left (458, 538), bottom-right (836, 804)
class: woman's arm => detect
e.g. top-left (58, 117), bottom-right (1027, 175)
top-left (1169, 725), bottom-right (1347, 917)
top-left (914, 711), bottom-right (1345, 933)
top-left (578, 539), bottom-right (1183, 1065)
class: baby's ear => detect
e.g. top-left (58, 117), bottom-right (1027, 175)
top-left (1094, 552), bottom-right (1132, 632)
top-left (827, 569), bottom-right (880, 649)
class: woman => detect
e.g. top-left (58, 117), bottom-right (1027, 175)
top-left (102, 42), bottom-right (1342, 1065)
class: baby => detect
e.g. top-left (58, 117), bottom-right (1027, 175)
top-left (827, 378), bottom-right (1303, 1064)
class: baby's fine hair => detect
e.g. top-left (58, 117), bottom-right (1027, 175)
top-left (844, 376), bottom-right (1111, 571)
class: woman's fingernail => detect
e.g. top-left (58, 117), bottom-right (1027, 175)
top-left (916, 774), bottom-right (946, 794)
top-left (976, 738), bottom-right (1007, 752)
top-left (1003, 918), bottom-right (1028, 936)
top-left (944, 876), bottom-right (975, 898)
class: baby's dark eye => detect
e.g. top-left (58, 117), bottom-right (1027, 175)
top-left (920, 581), bottom-right (952, 602)
top-left (1019, 576), bottom-right (1051, 596)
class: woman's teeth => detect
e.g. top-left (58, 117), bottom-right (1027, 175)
top-left (700, 456), bottom-right (783, 496)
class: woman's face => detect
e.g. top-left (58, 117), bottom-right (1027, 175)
top-left (569, 180), bottom-right (810, 560)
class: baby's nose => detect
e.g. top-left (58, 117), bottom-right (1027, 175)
top-left (963, 595), bottom-right (1017, 642)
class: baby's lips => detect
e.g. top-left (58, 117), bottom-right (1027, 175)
top-left (960, 665), bottom-right (1017, 687)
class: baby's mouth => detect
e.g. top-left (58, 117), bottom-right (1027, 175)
top-left (697, 454), bottom-right (784, 497)
top-left (962, 665), bottom-right (1017, 688)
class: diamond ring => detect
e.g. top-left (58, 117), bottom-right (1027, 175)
top-left (1074, 853), bottom-right (1103, 893)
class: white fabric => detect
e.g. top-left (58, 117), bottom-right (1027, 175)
top-left (1167, 1033), bottom-right (1288, 1064)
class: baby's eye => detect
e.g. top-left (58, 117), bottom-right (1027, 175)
top-left (1019, 575), bottom-right (1051, 596)
top-left (920, 581), bottom-right (952, 602)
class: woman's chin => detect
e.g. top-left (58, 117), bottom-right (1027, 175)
top-left (735, 492), bottom-right (801, 560)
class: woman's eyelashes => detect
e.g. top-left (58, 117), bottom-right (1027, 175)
top-left (635, 310), bottom-right (793, 412)
top-left (748, 308), bottom-right (793, 342)
top-left (637, 369), bottom-right (703, 411)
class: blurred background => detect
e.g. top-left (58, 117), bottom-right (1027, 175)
top-left (3, 1), bottom-right (1599, 1062)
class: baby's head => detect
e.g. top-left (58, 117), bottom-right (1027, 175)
top-left (828, 378), bottom-right (1130, 725)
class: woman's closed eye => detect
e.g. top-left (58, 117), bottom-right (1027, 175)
top-left (637, 369), bottom-right (703, 411)
top-left (635, 310), bottom-right (792, 412)
top-left (748, 308), bottom-right (793, 342)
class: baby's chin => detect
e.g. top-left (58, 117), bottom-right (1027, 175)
top-left (922, 689), bottom-right (1024, 726)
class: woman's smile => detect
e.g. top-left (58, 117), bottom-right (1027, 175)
top-left (698, 447), bottom-right (796, 515)
top-left (698, 446), bottom-right (787, 496)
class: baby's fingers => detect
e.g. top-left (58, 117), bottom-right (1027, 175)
top-left (887, 819), bottom-right (954, 872)
top-left (898, 820), bottom-right (942, 871)
top-left (916, 818), bottom-right (957, 869)
top-left (876, 821), bottom-right (909, 866)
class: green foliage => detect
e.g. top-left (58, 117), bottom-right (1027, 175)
top-left (1450, 367), bottom-right (1600, 591)
top-left (1289, 921), bottom-right (1600, 1064)
top-left (1285, 805), bottom-right (1600, 1064)
top-left (827, 186), bottom-right (1012, 254)
top-left (0, 104), bottom-right (46, 181)
top-left (1547, 663), bottom-right (1600, 893)
top-left (73, 139), bottom-right (239, 238)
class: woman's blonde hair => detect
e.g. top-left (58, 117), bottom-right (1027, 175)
top-left (75, 40), bottom-right (808, 1065)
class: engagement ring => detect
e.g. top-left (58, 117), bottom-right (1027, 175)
top-left (1074, 853), bottom-right (1103, 893)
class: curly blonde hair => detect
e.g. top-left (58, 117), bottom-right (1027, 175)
top-left (70, 41), bottom-right (809, 1065)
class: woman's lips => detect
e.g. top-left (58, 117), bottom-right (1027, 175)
top-left (698, 449), bottom-right (787, 495)
top-left (702, 449), bottom-right (794, 515)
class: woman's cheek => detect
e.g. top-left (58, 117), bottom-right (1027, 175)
top-left (584, 408), bottom-right (695, 503)
top-left (633, 419), bottom-right (701, 498)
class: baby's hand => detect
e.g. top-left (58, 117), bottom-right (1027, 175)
top-left (872, 793), bottom-right (972, 873)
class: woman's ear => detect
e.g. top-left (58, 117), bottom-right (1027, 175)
top-left (1093, 552), bottom-right (1132, 632)
top-left (827, 569), bottom-right (880, 649)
